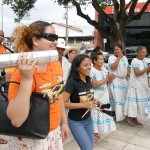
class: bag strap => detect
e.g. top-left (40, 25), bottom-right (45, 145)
top-left (3, 44), bottom-right (14, 53)
top-left (0, 81), bottom-right (20, 100)
top-left (0, 75), bottom-right (37, 100)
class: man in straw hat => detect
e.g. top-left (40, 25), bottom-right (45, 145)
top-left (63, 46), bottom-right (80, 63)
top-left (56, 38), bottom-right (71, 83)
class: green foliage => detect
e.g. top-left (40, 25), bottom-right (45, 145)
top-left (3, 0), bottom-right (38, 22)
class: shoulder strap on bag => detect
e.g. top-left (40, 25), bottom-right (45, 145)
top-left (0, 81), bottom-right (20, 100)
top-left (3, 45), bottom-right (14, 53)
top-left (0, 75), bottom-right (37, 100)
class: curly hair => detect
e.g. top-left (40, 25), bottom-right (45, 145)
top-left (12, 21), bottom-right (52, 52)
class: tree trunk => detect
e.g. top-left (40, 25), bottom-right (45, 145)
top-left (114, 22), bottom-right (126, 54)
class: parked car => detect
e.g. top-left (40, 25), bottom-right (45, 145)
top-left (80, 48), bottom-right (93, 55)
top-left (103, 51), bottom-right (111, 63)
top-left (125, 46), bottom-right (138, 64)
top-left (80, 48), bottom-right (111, 63)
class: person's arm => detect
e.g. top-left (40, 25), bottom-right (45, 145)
top-left (107, 73), bottom-right (116, 84)
top-left (7, 53), bottom-right (37, 127)
top-left (111, 52), bottom-right (123, 70)
top-left (111, 57), bottom-right (121, 70)
top-left (134, 66), bottom-right (150, 77)
top-left (91, 77), bottom-right (108, 88)
top-left (63, 92), bottom-right (96, 109)
top-left (127, 69), bottom-right (130, 77)
top-left (7, 80), bottom-right (32, 127)
top-left (60, 96), bottom-right (69, 140)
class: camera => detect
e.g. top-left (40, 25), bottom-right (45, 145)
top-left (100, 103), bottom-right (116, 117)
top-left (100, 103), bottom-right (110, 109)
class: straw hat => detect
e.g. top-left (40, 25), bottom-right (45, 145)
top-left (63, 46), bottom-right (80, 57)
top-left (57, 38), bottom-right (66, 49)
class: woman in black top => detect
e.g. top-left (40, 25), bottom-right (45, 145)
top-left (64, 54), bottom-right (98, 150)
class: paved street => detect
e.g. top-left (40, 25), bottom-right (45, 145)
top-left (63, 117), bottom-right (150, 150)
top-left (0, 118), bottom-right (150, 150)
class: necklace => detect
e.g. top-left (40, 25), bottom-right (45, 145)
top-left (79, 80), bottom-right (94, 101)
top-left (35, 64), bottom-right (53, 89)
top-left (36, 72), bottom-right (51, 89)
top-left (80, 80), bottom-right (87, 92)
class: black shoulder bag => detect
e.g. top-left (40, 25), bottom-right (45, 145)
top-left (0, 81), bottom-right (50, 139)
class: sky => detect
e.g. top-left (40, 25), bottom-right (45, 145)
top-left (0, 0), bottom-right (147, 37)
top-left (0, 0), bottom-right (95, 37)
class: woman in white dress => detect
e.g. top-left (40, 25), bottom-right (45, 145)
top-left (124, 46), bottom-right (150, 126)
top-left (90, 52), bottom-right (116, 139)
top-left (108, 45), bottom-right (129, 121)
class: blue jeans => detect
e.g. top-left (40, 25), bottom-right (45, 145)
top-left (68, 116), bottom-right (94, 150)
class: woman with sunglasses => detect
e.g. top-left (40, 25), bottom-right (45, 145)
top-left (6, 21), bottom-right (69, 150)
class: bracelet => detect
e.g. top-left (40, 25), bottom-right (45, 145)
top-left (62, 122), bottom-right (68, 125)
top-left (97, 103), bottom-right (100, 107)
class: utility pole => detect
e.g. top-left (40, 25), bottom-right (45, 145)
top-left (65, 5), bottom-right (69, 45)
top-left (0, 0), bottom-right (3, 30)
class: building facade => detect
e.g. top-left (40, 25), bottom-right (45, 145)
top-left (94, 2), bottom-right (150, 51)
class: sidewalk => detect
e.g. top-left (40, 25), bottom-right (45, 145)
top-left (0, 118), bottom-right (150, 150)
top-left (63, 118), bottom-right (150, 150)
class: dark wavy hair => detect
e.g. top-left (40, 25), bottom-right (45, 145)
top-left (91, 52), bottom-right (103, 65)
top-left (114, 44), bottom-right (125, 55)
top-left (93, 46), bottom-right (102, 53)
top-left (68, 54), bottom-right (91, 81)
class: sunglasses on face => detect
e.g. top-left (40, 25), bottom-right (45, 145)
top-left (39, 33), bottom-right (58, 42)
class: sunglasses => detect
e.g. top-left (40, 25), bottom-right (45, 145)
top-left (0, 35), bottom-right (4, 37)
top-left (39, 33), bottom-right (58, 42)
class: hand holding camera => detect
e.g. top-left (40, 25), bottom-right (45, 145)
top-left (98, 103), bottom-right (116, 117)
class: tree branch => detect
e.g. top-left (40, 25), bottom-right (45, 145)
top-left (119, 0), bottom-right (128, 22)
top-left (71, 0), bottom-right (113, 40)
top-left (112, 0), bottom-right (119, 21)
top-left (128, 0), bottom-right (138, 17)
top-left (133, 0), bottom-right (150, 20)
top-left (125, 0), bottom-right (132, 10)
top-left (120, 0), bottom-right (125, 12)
top-left (92, 0), bottom-right (114, 25)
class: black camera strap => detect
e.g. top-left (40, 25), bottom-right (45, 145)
top-left (3, 45), bottom-right (14, 53)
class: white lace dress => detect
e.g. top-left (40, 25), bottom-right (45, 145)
top-left (108, 55), bottom-right (129, 121)
top-left (62, 57), bottom-right (71, 84)
top-left (90, 67), bottom-right (116, 133)
top-left (124, 58), bottom-right (150, 118)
